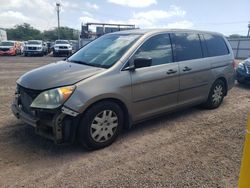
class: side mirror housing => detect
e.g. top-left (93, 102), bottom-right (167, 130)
top-left (133, 57), bottom-right (152, 69)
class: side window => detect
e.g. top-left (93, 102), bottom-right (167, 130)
top-left (171, 33), bottom-right (203, 61)
top-left (203, 34), bottom-right (229, 57)
top-left (199, 34), bottom-right (208, 57)
top-left (134, 34), bottom-right (173, 66)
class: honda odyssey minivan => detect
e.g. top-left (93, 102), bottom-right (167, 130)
top-left (12, 29), bottom-right (235, 150)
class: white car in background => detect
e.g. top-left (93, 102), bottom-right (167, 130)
top-left (53, 40), bottom-right (72, 56)
top-left (24, 40), bottom-right (48, 56)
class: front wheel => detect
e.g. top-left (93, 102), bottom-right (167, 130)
top-left (78, 101), bottom-right (124, 150)
top-left (203, 79), bottom-right (226, 109)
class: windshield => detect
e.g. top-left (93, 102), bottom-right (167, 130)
top-left (68, 34), bottom-right (141, 68)
top-left (0, 42), bottom-right (14, 46)
top-left (55, 40), bottom-right (69, 44)
top-left (27, 41), bottom-right (42, 45)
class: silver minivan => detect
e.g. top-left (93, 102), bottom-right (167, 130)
top-left (12, 29), bottom-right (235, 150)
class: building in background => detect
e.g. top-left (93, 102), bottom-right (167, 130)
top-left (0, 29), bottom-right (7, 42)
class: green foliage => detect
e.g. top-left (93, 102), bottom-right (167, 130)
top-left (5, 23), bottom-right (79, 41)
top-left (6, 23), bottom-right (42, 40)
top-left (228, 34), bottom-right (247, 39)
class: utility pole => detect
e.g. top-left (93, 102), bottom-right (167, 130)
top-left (56, 3), bottom-right (61, 39)
top-left (247, 22), bottom-right (250, 38)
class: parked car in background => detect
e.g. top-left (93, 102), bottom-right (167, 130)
top-left (12, 29), bottom-right (235, 150)
top-left (24, 40), bottom-right (48, 56)
top-left (0, 41), bottom-right (21, 56)
top-left (236, 58), bottom-right (250, 84)
top-left (53, 40), bottom-right (72, 56)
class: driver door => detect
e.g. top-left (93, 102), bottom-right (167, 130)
top-left (130, 33), bottom-right (180, 121)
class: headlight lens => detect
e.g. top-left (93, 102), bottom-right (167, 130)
top-left (238, 62), bottom-right (245, 71)
top-left (30, 85), bottom-right (75, 109)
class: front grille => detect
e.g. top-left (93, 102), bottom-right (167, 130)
top-left (0, 48), bottom-right (10, 51)
top-left (59, 46), bottom-right (68, 49)
top-left (28, 47), bottom-right (37, 50)
top-left (17, 85), bottom-right (41, 116)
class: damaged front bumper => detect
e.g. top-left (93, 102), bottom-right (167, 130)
top-left (11, 96), bottom-right (80, 144)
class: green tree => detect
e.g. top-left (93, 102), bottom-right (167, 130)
top-left (228, 34), bottom-right (246, 39)
top-left (6, 23), bottom-right (41, 40)
top-left (43, 27), bottom-right (79, 41)
top-left (5, 23), bottom-right (79, 41)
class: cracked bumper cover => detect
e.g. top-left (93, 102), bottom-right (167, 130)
top-left (11, 100), bottom-right (80, 144)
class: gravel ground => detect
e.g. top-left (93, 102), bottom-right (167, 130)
top-left (0, 56), bottom-right (249, 188)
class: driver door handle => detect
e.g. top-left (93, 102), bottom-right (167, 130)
top-left (167, 69), bottom-right (177, 74)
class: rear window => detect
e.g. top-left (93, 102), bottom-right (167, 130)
top-left (203, 34), bottom-right (229, 57)
top-left (171, 33), bottom-right (203, 61)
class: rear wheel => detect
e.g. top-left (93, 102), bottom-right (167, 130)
top-left (203, 79), bottom-right (226, 109)
top-left (78, 101), bottom-right (124, 150)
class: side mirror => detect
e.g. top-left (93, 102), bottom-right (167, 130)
top-left (134, 57), bottom-right (152, 69)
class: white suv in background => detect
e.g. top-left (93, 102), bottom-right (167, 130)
top-left (24, 40), bottom-right (48, 56)
top-left (53, 40), bottom-right (72, 56)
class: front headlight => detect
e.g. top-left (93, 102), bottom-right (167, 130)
top-left (30, 85), bottom-right (75, 109)
top-left (238, 62), bottom-right (245, 71)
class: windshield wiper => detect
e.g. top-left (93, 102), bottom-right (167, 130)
top-left (67, 59), bottom-right (108, 68)
top-left (67, 59), bottom-right (95, 67)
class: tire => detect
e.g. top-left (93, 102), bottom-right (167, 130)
top-left (24, 53), bottom-right (28, 57)
top-left (203, 79), bottom-right (226, 109)
top-left (78, 101), bottom-right (124, 150)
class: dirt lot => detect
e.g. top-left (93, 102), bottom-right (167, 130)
top-left (0, 56), bottom-right (249, 188)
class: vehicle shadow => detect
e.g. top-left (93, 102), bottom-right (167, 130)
top-left (235, 82), bottom-right (250, 90)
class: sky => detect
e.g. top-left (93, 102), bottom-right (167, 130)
top-left (0, 0), bottom-right (249, 36)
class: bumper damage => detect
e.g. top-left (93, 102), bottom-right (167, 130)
top-left (11, 98), bottom-right (80, 144)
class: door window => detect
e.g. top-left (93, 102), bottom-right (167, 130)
top-left (171, 33), bottom-right (203, 61)
top-left (203, 34), bottom-right (229, 57)
top-left (134, 34), bottom-right (173, 67)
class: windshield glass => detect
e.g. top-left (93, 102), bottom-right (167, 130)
top-left (55, 40), bottom-right (69, 44)
top-left (68, 34), bottom-right (141, 68)
top-left (27, 41), bottom-right (42, 45)
top-left (0, 41), bottom-right (14, 46)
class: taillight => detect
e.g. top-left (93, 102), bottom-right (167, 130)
top-left (232, 59), bottom-right (237, 69)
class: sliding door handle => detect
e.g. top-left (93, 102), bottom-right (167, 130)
top-left (183, 66), bottom-right (192, 72)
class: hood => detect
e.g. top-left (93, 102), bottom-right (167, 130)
top-left (17, 61), bottom-right (105, 90)
top-left (25, 44), bottom-right (42, 47)
top-left (0, 46), bottom-right (13, 49)
top-left (54, 44), bottom-right (71, 47)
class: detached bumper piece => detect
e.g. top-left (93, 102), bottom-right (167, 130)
top-left (12, 85), bottom-right (79, 144)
